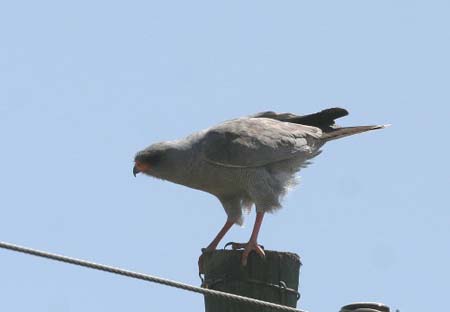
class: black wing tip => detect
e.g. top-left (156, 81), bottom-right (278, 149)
top-left (320, 107), bottom-right (349, 119)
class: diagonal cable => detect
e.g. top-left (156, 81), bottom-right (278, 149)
top-left (0, 241), bottom-right (306, 312)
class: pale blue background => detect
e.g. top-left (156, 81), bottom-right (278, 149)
top-left (1, 1), bottom-right (449, 312)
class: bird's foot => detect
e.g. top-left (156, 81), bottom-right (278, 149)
top-left (226, 241), bottom-right (265, 266)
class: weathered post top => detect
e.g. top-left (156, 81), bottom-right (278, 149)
top-left (340, 302), bottom-right (390, 312)
top-left (202, 249), bottom-right (302, 312)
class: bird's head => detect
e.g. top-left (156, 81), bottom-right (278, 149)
top-left (133, 145), bottom-right (165, 177)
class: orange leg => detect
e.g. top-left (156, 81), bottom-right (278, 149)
top-left (198, 219), bottom-right (234, 273)
top-left (231, 212), bottom-right (266, 266)
top-left (206, 220), bottom-right (235, 251)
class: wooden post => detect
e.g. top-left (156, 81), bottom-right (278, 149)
top-left (201, 249), bottom-right (301, 312)
top-left (340, 302), bottom-right (390, 312)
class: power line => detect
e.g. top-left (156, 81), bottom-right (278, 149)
top-left (0, 241), bottom-right (306, 312)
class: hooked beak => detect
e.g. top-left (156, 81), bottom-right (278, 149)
top-left (133, 165), bottom-right (140, 177)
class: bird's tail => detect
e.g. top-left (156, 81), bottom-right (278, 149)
top-left (321, 124), bottom-right (390, 142)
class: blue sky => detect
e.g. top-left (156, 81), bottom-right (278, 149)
top-left (1, 1), bottom-right (449, 311)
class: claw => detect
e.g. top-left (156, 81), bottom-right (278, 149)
top-left (231, 242), bottom-right (246, 250)
top-left (225, 241), bottom-right (265, 266)
top-left (224, 241), bottom-right (265, 251)
top-left (241, 241), bottom-right (265, 266)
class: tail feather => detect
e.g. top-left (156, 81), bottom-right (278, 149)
top-left (321, 124), bottom-right (390, 142)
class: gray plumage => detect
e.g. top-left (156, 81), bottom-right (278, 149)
top-left (134, 108), bottom-right (387, 225)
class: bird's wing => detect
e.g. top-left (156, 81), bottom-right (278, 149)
top-left (201, 117), bottom-right (322, 168)
top-left (250, 108), bottom-right (349, 132)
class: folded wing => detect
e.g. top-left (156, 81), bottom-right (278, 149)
top-left (201, 117), bottom-right (322, 168)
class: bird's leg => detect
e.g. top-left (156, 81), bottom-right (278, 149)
top-left (206, 220), bottom-right (235, 251)
top-left (231, 212), bottom-right (266, 266)
top-left (198, 219), bottom-right (234, 273)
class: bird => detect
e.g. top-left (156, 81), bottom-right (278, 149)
top-left (133, 108), bottom-right (388, 269)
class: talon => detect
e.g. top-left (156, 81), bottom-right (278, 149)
top-left (223, 242), bottom-right (237, 250)
top-left (231, 242), bottom-right (247, 250)
top-left (230, 241), bottom-right (265, 266)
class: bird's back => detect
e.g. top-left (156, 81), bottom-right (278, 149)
top-left (200, 116), bottom-right (323, 168)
